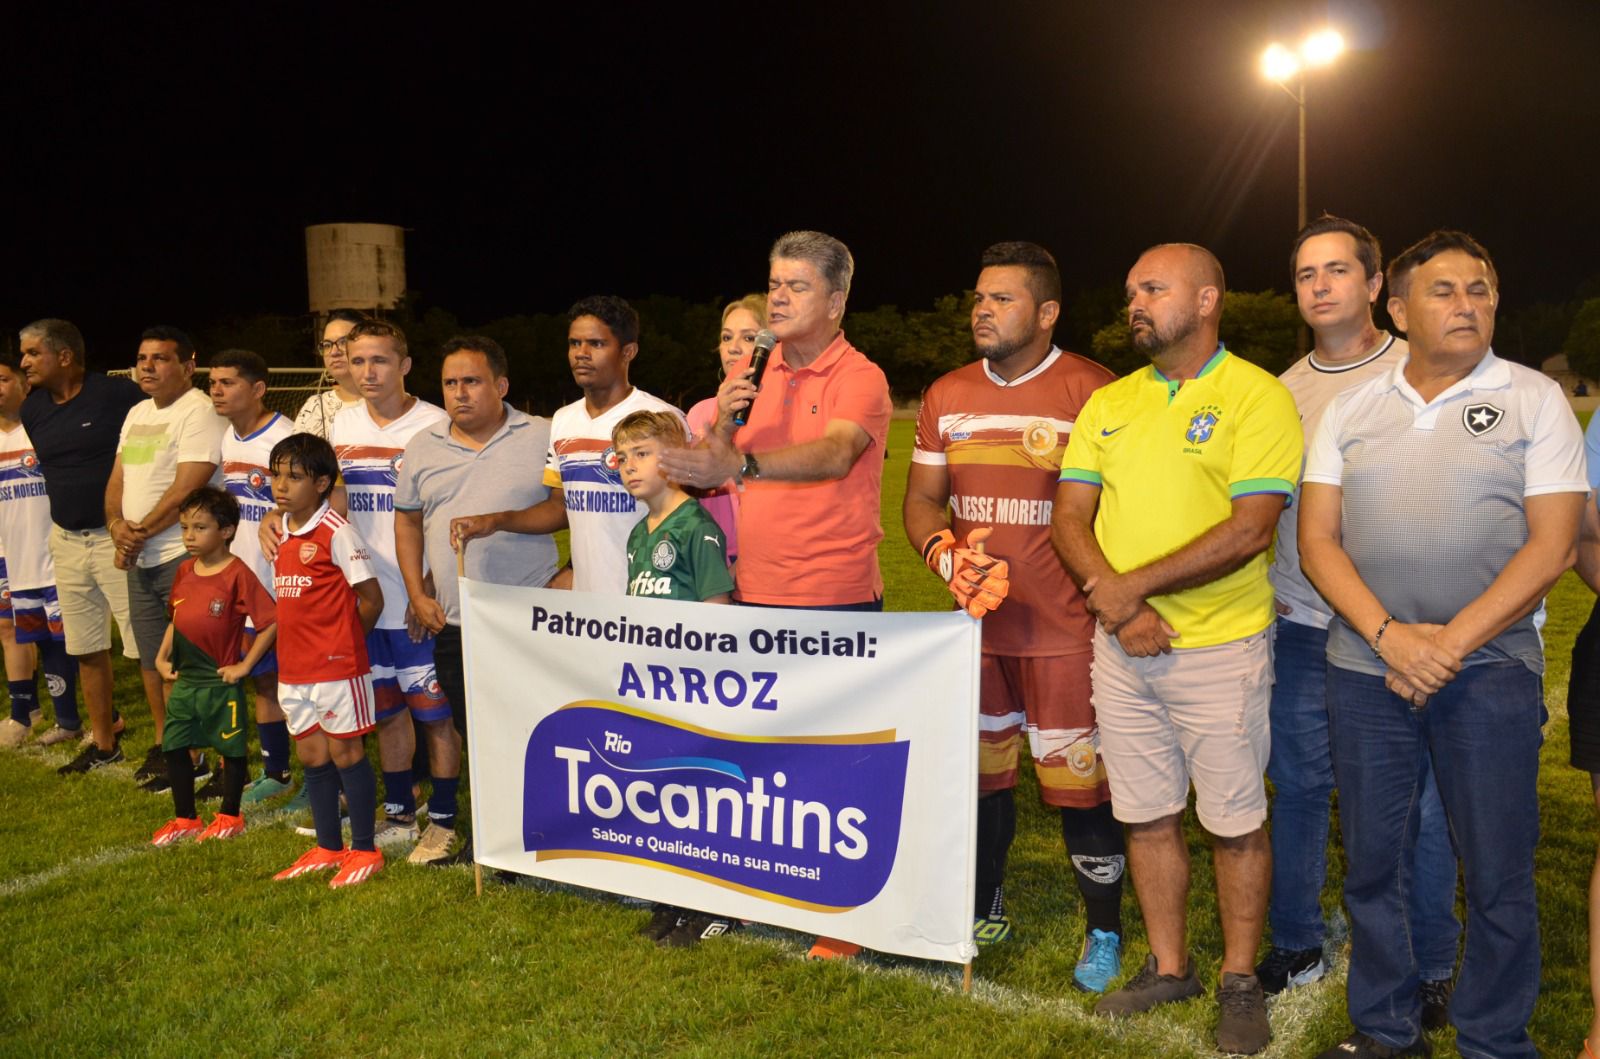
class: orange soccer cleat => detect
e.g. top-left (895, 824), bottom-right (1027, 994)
top-left (196, 813), bottom-right (246, 843)
top-left (151, 817), bottom-right (205, 847)
top-left (328, 848), bottom-right (384, 889)
top-left (274, 845), bottom-right (347, 881)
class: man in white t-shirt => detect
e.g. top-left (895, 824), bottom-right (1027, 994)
top-left (1257, 217), bottom-right (1460, 1021)
top-left (106, 326), bottom-right (223, 790)
top-left (453, 296), bottom-right (681, 594)
top-left (209, 349), bottom-right (296, 804)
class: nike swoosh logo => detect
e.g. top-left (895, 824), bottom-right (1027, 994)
top-left (1100, 426), bottom-right (1126, 437)
top-left (220, 728), bottom-right (241, 739)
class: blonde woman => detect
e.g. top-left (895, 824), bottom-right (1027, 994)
top-left (684, 294), bottom-right (765, 561)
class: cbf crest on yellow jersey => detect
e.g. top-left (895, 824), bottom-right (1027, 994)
top-left (1058, 346), bottom-right (1301, 648)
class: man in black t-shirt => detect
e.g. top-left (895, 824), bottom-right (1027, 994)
top-left (18, 319), bottom-right (143, 775)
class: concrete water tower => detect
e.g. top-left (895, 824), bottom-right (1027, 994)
top-left (305, 223), bottom-right (406, 314)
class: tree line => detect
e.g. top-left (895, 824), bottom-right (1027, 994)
top-left (192, 279), bottom-right (1598, 415)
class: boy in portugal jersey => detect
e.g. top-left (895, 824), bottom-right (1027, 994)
top-left (209, 349), bottom-right (296, 803)
top-left (267, 433), bottom-right (385, 888)
top-left (614, 409), bottom-right (734, 948)
top-left (150, 487), bottom-right (277, 848)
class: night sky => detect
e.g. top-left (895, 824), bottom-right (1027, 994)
top-left (10, 1), bottom-right (1600, 352)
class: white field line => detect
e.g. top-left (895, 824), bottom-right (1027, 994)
top-left (721, 923), bottom-right (1352, 1059)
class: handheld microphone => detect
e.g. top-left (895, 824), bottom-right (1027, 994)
top-left (731, 329), bottom-right (779, 427)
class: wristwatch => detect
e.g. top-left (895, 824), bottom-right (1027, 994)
top-left (740, 451), bottom-right (761, 481)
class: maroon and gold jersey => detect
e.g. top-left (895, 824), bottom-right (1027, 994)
top-left (913, 347), bottom-right (1113, 656)
top-left (168, 558), bottom-right (277, 687)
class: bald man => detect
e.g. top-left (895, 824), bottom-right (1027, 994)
top-left (1052, 244), bottom-right (1302, 1053)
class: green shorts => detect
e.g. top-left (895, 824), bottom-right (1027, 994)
top-left (162, 680), bottom-right (249, 759)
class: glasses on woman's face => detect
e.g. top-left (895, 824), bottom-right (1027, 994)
top-left (317, 337), bottom-right (350, 354)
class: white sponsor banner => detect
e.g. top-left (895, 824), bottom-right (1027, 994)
top-left (462, 580), bottom-right (981, 964)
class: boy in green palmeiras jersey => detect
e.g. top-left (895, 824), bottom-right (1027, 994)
top-left (615, 411), bottom-right (734, 605)
top-left (611, 409), bottom-right (738, 949)
top-left (150, 487), bottom-right (278, 849)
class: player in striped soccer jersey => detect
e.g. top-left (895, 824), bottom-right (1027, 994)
top-left (905, 242), bottom-right (1127, 992)
top-left (267, 433), bottom-right (385, 887)
top-left (328, 321), bottom-right (449, 848)
top-left (209, 349), bottom-right (297, 805)
top-left (149, 487), bottom-right (277, 847)
top-left (0, 348), bottom-right (78, 749)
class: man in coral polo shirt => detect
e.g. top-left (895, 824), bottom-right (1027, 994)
top-left (662, 229), bottom-right (891, 610)
top-left (661, 229), bottom-right (891, 961)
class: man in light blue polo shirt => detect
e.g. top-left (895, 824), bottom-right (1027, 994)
top-left (395, 335), bottom-right (559, 864)
top-left (1300, 231), bottom-right (1587, 1059)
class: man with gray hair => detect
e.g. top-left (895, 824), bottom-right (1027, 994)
top-left (18, 319), bottom-right (144, 773)
top-left (662, 230), bottom-right (892, 612)
top-left (661, 229), bottom-right (892, 959)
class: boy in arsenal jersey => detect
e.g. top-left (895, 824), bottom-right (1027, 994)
top-left (150, 487), bottom-right (278, 847)
top-left (266, 434), bottom-right (386, 888)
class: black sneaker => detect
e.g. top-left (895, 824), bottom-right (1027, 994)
top-left (194, 769), bottom-right (226, 801)
top-left (1419, 977), bottom-right (1453, 1031)
top-left (1255, 944), bottom-right (1327, 995)
top-left (58, 742), bottom-right (124, 776)
top-left (1093, 953), bottom-right (1204, 1016)
top-left (1215, 972), bottom-right (1271, 1054)
top-left (659, 912), bottom-right (738, 949)
top-left (640, 904), bottom-right (684, 941)
top-left (138, 769), bottom-right (172, 794)
top-left (132, 744), bottom-right (164, 782)
top-left (1314, 1031), bottom-right (1433, 1058)
top-left (190, 754), bottom-right (212, 786)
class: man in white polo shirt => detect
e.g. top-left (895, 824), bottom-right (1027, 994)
top-left (1257, 216), bottom-right (1459, 1023)
top-left (1300, 230), bottom-right (1586, 1059)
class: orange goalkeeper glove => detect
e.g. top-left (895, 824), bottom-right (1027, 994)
top-left (922, 527), bottom-right (1009, 618)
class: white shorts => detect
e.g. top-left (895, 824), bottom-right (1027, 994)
top-left (1090, 626), bottom-right (1272, 837)
top-left (279, 674), bottom-right (377, 740)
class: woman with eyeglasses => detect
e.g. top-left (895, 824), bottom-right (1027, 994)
top-left (293, 309), bottom-right (368, 438)
top-left (685, 295), bottom-right (765, 564)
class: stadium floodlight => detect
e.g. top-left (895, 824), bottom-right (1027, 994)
top-left (1301, 28), bottom-right (1346, 68)
top-left (1261, 42), bottom-right (1301, 83)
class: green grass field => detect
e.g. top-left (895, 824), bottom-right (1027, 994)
top-left (1, 417), bottom-right (1595, 1057)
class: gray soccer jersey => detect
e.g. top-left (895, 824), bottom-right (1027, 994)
top-left (1303, 350), bottom-right (1587, 677)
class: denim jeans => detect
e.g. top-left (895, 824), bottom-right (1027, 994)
top-left (1327, 661), bottom-right (1542, 1059)
top-left (1265, 619), bottom-right (1460, 980)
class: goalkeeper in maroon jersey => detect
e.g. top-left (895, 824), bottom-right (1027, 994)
top-left (150, 487), bottom-right (277, 847)
top-left (904, 242), bottom-right (1127, 992)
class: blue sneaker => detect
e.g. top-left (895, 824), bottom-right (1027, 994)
top-left (241, 773), bottom-right (293, 805)
top-left (1073, 928), bottom-right (1122, 993)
